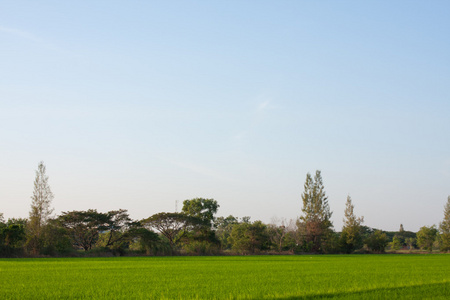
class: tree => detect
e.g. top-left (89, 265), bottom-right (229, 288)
top-left (390, 236), bottom-right (402, 251)
top-left (27, 161), bottom-right (54, 255)
top-left (395, 224), bottom-right (406, 247)
top-left (229, 220), bottom-right (270, 254)
top-left (40, 218), bottom-right (72, 255)
top-left (142, 212), bottom-right (203, 255)
top-left (57, 209), bottom-right (108, 251)
top-left (214, 215), bottom-right (238, 250)
top-left (127, 225), bottom-right (162, 255)
top-left (299, 170), bottom-right (333, 253)
top-left (365, 230), bottom-right (388, 253)
top-left (438, 196), bottom-right (450, 252)
top-left (181, 198), bottom-right (220, 253)
top-left (416, 225), bottom-right (438, 253)
top-left (182, 198), bottom-right (219, 226)
top-left (0, 218), bottom-right (27, 256)
top-left (268, 218), bottom-right (296, 253)
top-left (101, 209), bottom-right (132, 249)
top-left (340, 195), bottom-right (364, 253)
top-left (405, 237), bottom-right (416, 251)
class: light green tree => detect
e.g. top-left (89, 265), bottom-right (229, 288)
top-left (390, 236), bottom-right (402, 251)
top-left (405, 237), bottom-right (416, 251)
top-left (299, 170), bottom-right (333, 253)
top-left (438, 196), bottom-right (450, 252)
top-left (416, 225), bottom-right (438, 253)
top-left (27, 161), bottom-right (54, 254)
top-left (340, 195), bottom-right (364, 253)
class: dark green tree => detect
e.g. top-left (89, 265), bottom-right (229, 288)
top-left (101, 209), bottom-right (132, 249)
top-left (142, 212), bottom-right (203, 255)
top-left (229, 220), bottom-right (270, 254)
top-left (40, 218), bottom-right (72, 255)
top-left (214, 215), bottom-right (239, 250)
top-left (181, 198), bottom-right (220, 254)
top-left (298, 170), bottom-right (333, 253)
top-left (417, 225), bottom-right (438, 253)
top-left (127, 225), bottom-right (163, 255)
top-left (1, 224), bottom-right (25, 249)
top-left (0, 218), bottom-right (27, 256)
top-left (365, 230), bottom-right (388, 253)
top-left (57, 209), bottom-right (108, 251)
top-left (182, 198), bottom-right (219, 226)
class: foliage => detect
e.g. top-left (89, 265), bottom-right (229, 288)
top-left (100, 209), bottom-right (132, 249)
top-left (416, 225), bottom-right (438, 252)
top-left (182, 240), bottom-right (219, 255)
top-left (0, 224), bottom-right (25, 253)
top-left (340, 196), bottom-right (364, 253)
top-left (268, 219), bottom-right (295, 253)
top-left (214, 215), bottom-right (239, 250)
top-left (390, 236), bottom-right (402, 251)
top-left (127, 226), bottom-right (163, 255)
top-left (181, 198), bottom-right (220, 251)
top-left (182, 198), bottom-right (219, 226)
top-left (40, 219), bottom-right (72, 256)
top-left (228, 220), bottom-right (270, 254)
top-left (0, 217), bottom-right (27, 257)
top-left (57, 209), bottom-right (108, 251)
top-left (299, 170), bottom-right (333, 253)
top-left (439, 196), bottom-right (450, 252)
top-left (405, 237), bottom-right (416, 250)
top-left (142, 212), bottom-right (204, 254)
top-left (27, 161), bottom-right (54, 255)
top-left (365, 230), bottom-right (388, 253)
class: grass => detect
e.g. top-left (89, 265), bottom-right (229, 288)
top-left (0, 254), bottom-right (449, 299)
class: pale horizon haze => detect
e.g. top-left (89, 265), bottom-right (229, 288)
top-left (1, 1), bottom-right (449, 232)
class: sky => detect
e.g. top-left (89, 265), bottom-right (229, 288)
top-left (1, 1), bottom-right (449, 232)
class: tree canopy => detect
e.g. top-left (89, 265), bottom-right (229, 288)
top-left (182, 198), bottom-right (219, 225)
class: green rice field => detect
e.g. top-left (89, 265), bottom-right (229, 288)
top-left (1, 255), bottom-right (449, 299)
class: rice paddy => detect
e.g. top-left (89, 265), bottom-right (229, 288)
top-left (1, 254), bottom-right (449, 299)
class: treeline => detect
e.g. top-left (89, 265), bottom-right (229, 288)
top-left (1, 163), bottom-right (449, 257)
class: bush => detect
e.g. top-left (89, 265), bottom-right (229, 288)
top-left (365, 230), bottom-right (388, 253)
top-left (183, 241), bottom-right (219, 255)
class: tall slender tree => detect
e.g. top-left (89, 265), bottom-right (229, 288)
top-left (340, 195), bottom-right (364, 253)
top-left (299, 170), bottom-right (333, 253)
top-left (27, 161), bottom-right (54, 254)
top-left (439, 196), bottom-right (450, 252)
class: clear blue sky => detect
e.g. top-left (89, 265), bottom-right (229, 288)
top-left (1, 1), bottom-right (449, 231)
